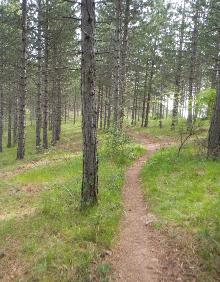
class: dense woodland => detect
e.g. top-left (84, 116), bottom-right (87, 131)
top-left (0, 0), bottom-right (220, 280)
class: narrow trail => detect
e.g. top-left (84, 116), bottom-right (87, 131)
top-left (107, 133), bottom-right (181, 282)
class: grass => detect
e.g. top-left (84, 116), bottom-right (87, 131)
top-left (0, 121), bottom-right (144, 281)
top-left (133, 117), bottom-right (209, 141)
top-left (141, 143), bottom-right (220, 280)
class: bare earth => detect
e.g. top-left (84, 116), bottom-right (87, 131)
top-left (106, 132), bottom-right (189, 282)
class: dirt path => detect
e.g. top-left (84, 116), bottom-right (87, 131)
top-left (107, 133), bottom-right (181, 282)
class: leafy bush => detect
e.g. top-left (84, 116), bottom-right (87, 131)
top-left (100, 127), bottom-right (143, 164)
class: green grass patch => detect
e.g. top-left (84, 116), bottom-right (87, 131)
top-left (0, 124), bottom-right (144, 281)
top-left (141, 145), bottom-right (220, 279)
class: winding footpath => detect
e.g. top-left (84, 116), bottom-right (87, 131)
top-left (106, 133), bottom-right (185, 282)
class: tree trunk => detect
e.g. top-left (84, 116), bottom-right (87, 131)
top-left (208, 33), bottom-right (220, 158)
top-left (36, 0), bottom-right (42, 150)
top-left (187, 2), bottom-right (199, 128)
top-left (7, 94), bottom-right (12, 148)
top-left (171, 0), bottom-right (185, 129)
top-left (113, 0), bottom-right (122, 130)
top-left (144, 60), bottom-right (154, 127)
top-left (36, 0), bottom-right (42, 148)
top-left (13, 89), bottom-right (18, 146)
top-left (119, 0), bottom-right (130, 127)
top-left (81, 0), bottom-right (98, 206)
top-left (141, 63), bottom-right (148, 127)
top-left (0, 83), bottom-right (3, 153)
top-left (17, 0), bottom-right (27, 160)
top-left (42, 0), bottom-right (49, 149)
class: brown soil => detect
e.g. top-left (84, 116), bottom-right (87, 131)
top-left (106, 131), bottom-right (195, 282)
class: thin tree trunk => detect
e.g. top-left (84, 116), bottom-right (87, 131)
top-left (42, 0), bottom-right (49, 149)
top-left (7, 94), bottom-right (12, 148)
top-left (13, 89), bottom-right (18, 146)
top-left (141, 63), bottom-right (148, 127)
top-left (144, 60), bottom-right (154, 127)
top-left (0, 83), bottom-right (3, 153)
top-left (17, 0), bottom-right (27, 160)
top-left (99, 85), bottom-right (104, 129)
top-left (171, 0), bottom-right (185, 129)
top-left (208, 33), bottom-right (220, 158)
top-left (36, 0), bottom-right (42, 147)
top-left (187, 2), bottom-right (199, 128)
top-left (81, 0), bottom-right (98, 206)
top-left (113, 0), bottom-right (122, 130)
top-left (119, 0), bottom-right (130, 127)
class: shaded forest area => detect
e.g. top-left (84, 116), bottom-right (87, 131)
top-left (0, 0), bottom-right (220, 281)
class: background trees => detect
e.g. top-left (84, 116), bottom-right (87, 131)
top-left (0, 0), bottom-right (219, 158)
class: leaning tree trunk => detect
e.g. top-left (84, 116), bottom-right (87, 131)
top-left (81, 0), bottom-right (98, 206)
top-left (17, 0), bottom-right (27, 160)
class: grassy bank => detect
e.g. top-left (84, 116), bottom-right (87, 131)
top-left (141, 144), bottom-right (220, 280)
top-left (0, 124), bottom-right (144, 281)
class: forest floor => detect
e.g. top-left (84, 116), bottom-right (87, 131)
top-left (0, 119), bottom-right (219, 281)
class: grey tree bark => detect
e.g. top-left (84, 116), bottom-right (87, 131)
top-left (42, 0), bottom-right (49, 149)
top-left (0, 83), bottom-right (3, 153)
top-left (171, 0), bottom-right (185, 130)
top-left (81, 0), bottom-right (98, 206)
top-left (17, 0), bottom-right (27, 159)
top-left (208, 32), bottom-right (220, 158)
top-left (113, 0), bottom-right (122, 130)
top-left (187, 1), bottom-right (199, 129)
top-left (36, 0), bottom-right (42, 148)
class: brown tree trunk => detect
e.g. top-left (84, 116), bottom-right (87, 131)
top-left (141, 63), bottom-right (148, 127)
top-left (113, 0), bottom-right (122, 130)
top-left (81, 0), bottom-right (98, 206)
top-left (7, 93), bottom-right (12, 148)
top-left (13, 89), bottom-right (18, 146)
top-left (208, 33), bottom-right (220, 158)
top-left (36, 0), bottom-right (42, 148)
top-left (42, 0), bottom-right (49, 149)
top-left (171, 0), bottom-right (185, 130)
top-left (0, 83), bottom-right (3, 153)
top-left (119, 0), bottom-right (130, 127)
top-left (187, 2), bottom-right (199, 128)
top-left (144, 60), bottom-right (154, 127)
top-left (17, 0), bottom-right (27, 160)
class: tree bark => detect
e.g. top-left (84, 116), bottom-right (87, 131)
top-left (119, 0), bottom-right (130, 127)
top-left (17, 0), bottom-right (27, 160)
top-left (113, 0), bottom-right (122, 130)
top-left (187, 2), bottom-right (199, 129)
top-left (144, 59), bottom-right (154, 127)
top-left (7, 93), bottom-right (12, 148)
top-left (208, 33), bottom-right (220, 158)
top-left (42, 0), bottom-right (49, 149)
top-left (36, 0), bottom-right (42, 148)
top-left (0, 83), bottom-right (3, 153)
top-left (81, 0), bottom-right (98, 206)
top-left (171, 0), bottom-right (185, 129)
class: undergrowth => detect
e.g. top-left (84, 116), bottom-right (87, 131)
top-left (0, 125), bottom-right (144, 281)
top-left (141, 144), bottom-right (220, 280)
